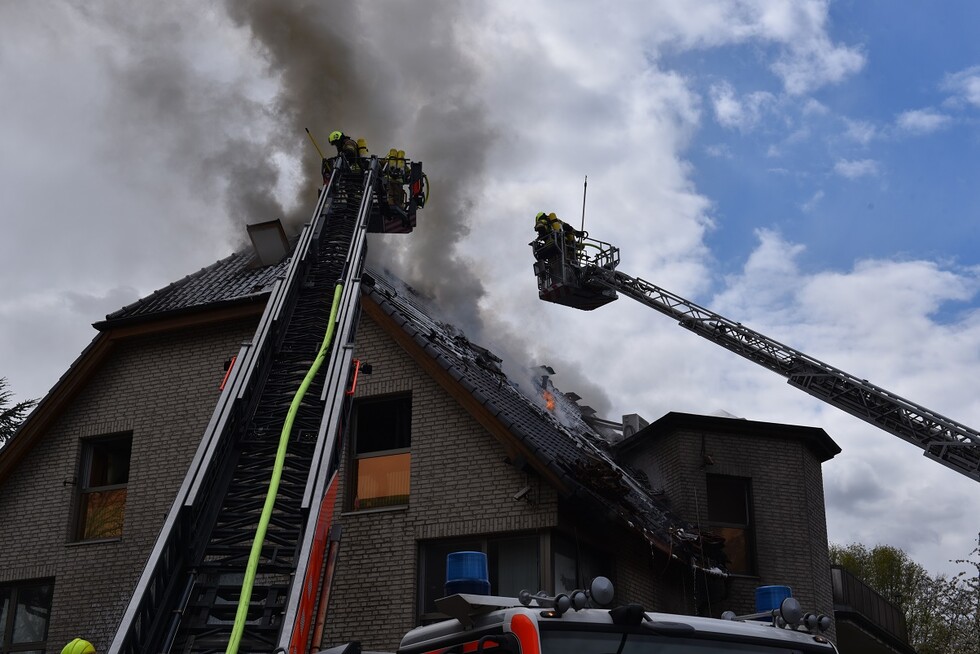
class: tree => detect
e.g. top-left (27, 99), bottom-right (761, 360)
top-left (831, 540), bottom-right (980, 654)
top-left (0, 377), bottom-right (37, 444)
top-left (948, 534), bottom-right (980, 653)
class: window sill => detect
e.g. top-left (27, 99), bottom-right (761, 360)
top-left (342, 504), bottom-right (409, 516)
top-left (66, 536), bottom-right (123, 547)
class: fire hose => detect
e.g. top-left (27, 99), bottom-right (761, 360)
top-left (226, 283), bottom-right (344, 654)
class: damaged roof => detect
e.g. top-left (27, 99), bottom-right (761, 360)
top-left (361, 268), bottom-right (705, 562)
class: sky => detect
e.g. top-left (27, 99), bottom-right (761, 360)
top-left (1, 0), bottom-right (979, 581)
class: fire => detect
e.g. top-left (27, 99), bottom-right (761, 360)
top-left (543, 390), bottom-right (555, 412)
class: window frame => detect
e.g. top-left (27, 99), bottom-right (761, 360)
top-left (74, 431), bottom-right (133, 542)
top-left (418, 533), bottom-right (541, 624)
top-left (705, 474), bottom-right (757, 576)
top-left (0, 578), bottom-right (54, 654)
top-left (349, 394), bottom-right (412, 511)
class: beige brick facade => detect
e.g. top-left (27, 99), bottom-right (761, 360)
top-left (0, 318), bottom-right (257, 651)
top-left (323, 315), bottom-right (562, 649)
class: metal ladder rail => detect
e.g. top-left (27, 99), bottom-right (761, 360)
top-left (108, 171), bottom-right (340, 654)
top-left (277, 158), bottom-right (384, 652)
top-left (171, 179), bottom-right (362, 653)
top-left (590, 268), bottom-right (980, 481)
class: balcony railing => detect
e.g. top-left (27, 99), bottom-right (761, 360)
top-left (831, 565), bottom-right (909, 644)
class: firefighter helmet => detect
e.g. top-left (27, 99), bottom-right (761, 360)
top-left (328, 130), bottom-right (343, 144)
top-left (62, 638), bottom-right (96, 654)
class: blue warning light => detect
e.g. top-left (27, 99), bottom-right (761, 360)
top-left (445, 551), bottom-right (490, 596)
top-left (755, 585), bottom-right (792, 613)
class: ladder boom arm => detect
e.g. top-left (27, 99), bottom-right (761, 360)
top-left (588, 267), bottom-right (980, 482)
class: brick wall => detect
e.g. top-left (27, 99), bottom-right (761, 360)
top-left (0, 317), bottom-right (257, 652)
top-left (322, 315), bottom-right (562, 651)
top-left (626, 423), bottom-right (835, 627)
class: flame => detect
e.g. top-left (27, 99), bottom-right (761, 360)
top-left (543, 390), bottom-right (555, 412)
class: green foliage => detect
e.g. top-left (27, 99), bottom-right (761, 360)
top-left (830, 538), bottom-right (980, 654)
top-left (0, 376), bottom-right (37, 444)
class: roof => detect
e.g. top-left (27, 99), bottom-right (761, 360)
top-left (618, 411), bottom-right (841, 463)
top-left (95, 249), bottom-right (289, 329)
top-left (4, 242), bottom-right (712, 566)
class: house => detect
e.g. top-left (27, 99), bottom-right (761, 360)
top-left (1, 229), bottom-right (847, 652)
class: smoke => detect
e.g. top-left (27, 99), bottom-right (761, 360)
top-left (80, 0), bottom-right (612, 418)
top-left (219, 1), bottom-right (495, 331)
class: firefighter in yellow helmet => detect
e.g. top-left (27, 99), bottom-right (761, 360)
top-left (62, 638), bottom-right (96, 654)
top-left (533, 211), bottom-right (561, 260)
top-left (533, 211), bottom-right (583, 263)
top-left (327, 130), bottom-right (361, 169)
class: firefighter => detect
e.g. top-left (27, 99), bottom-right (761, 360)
top-left (533, 211), bottom-right (564, 258)
top-left (559, 218), bottom-right (584, 263)
top-left (385, 148), bottom-right (407, 209)
top-left (327, 131), bottom-right (361, 169)
top-left (62, 638), bottom-right (96, 654)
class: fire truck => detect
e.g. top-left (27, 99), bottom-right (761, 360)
top-left (319, 551), bottom-right (837, 654)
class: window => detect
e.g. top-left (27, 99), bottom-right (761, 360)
top-left (76, 433), bottom-right (132, 540)
top-left (419, 535), bottom-right (539, 621)
top-left (352, 395), bottom-right (411, 510)
top-left (0, 579), bottom-right (54, 653)
top-left (706, 474), bottom-right (755, 575)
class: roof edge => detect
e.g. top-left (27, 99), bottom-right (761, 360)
top-left (94, 292), bottom-right (269, 332)
top-left (0, 301), bottom-right (267, 486)
top-left (617, 411), bottom-right (841, 462)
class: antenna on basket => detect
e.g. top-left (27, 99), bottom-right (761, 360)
top-left (580, 175), bottom-right (588, 233)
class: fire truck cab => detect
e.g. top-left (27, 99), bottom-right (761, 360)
top-left (320, 554), bottom-right (837, 654)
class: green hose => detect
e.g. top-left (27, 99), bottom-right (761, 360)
top-left (226, 283), bottom-right (345, 654)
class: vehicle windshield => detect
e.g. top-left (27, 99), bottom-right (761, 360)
top-left (541, 630), bottom-right (827, 653)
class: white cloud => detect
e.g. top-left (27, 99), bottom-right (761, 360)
top-left (802, 98), bottom-right (829, 115)
top-left (763, 1), bottom-right (865, 95)
top-left (705, 144), bottom-right (733, 158)
top-left (896, 109), bottom-right (952, 135)
top-left (709, 82), bottom-right (776, 131)
top-left (834, 158), bottom-right (879, 179)
top-left (802, 189), bottom-right (824, 212)
top-left (843, 118), bottom-right (876, 145)
top-left (943, 65), bottom-right (980, 108)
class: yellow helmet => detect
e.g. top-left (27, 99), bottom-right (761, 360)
top-left (535, 212), bottom-right (547, 220)
top-left (328, 131), bottom-right (343, 144)
top-left (62, 638), bottom-right (96, 654)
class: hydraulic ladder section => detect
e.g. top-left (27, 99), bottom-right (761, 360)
top-left (532, 235), bottom-right (980, 483)
top-left (111, 156), bottom-right (420, 654)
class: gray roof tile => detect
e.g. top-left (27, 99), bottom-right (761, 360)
top-left (99, 250), bottom-right (290, 327)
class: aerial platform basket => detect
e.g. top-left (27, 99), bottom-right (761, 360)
top-left (530, 232), bottom-right (620, 310)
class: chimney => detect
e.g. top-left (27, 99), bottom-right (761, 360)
top-left (247, 219), bottom-right (290, 267)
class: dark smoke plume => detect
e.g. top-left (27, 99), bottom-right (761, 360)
top-left (83, 0), bottom-right (612, 416)
top-left (221, 1), bottom-right (494, 333)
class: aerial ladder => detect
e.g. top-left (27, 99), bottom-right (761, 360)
top-left (530, 225), bottom-right (980, 483)
top-left (109, 150), bottom-right (426, 654)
